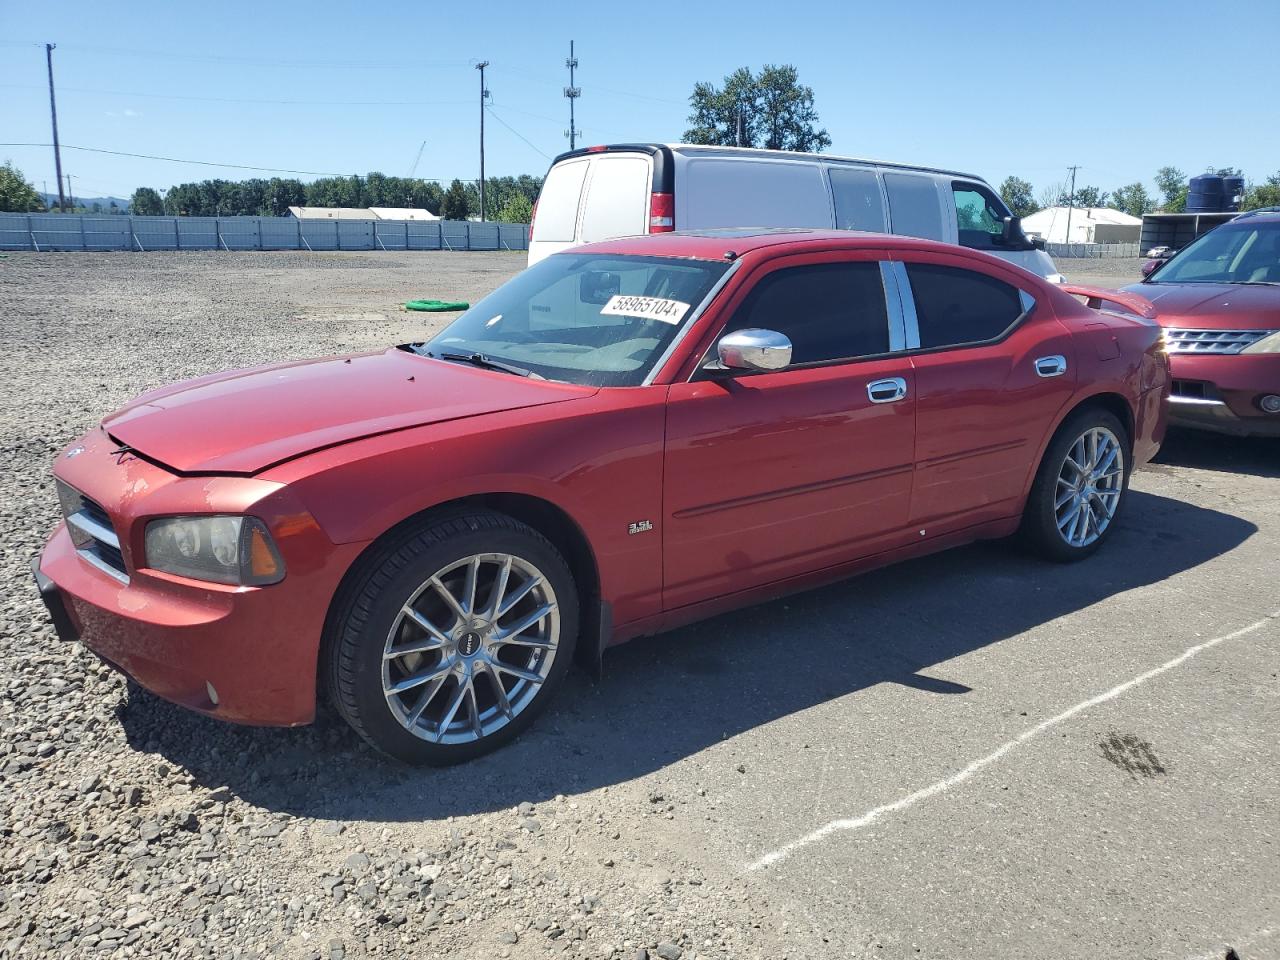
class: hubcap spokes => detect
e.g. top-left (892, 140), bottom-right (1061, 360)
top-left (382, 553), bottom-right (559, 744)
top-left (1054, 427), bottom-right (1124, 548)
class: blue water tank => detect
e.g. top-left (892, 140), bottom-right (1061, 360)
top-left (1187, 174), bottom-right (1226, 213)
top-left (1223, 175), bottom-right (1245, 211)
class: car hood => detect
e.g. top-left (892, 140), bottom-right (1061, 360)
top-left (103, 348), bottom-right (596, 474)
top-left (1124, 282), bottom-right (1280, 329)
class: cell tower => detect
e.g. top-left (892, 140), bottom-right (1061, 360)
top-left (564, 41), bottom-right (580, 150)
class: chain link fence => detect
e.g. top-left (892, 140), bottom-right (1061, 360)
top-left (0, 213), bottom-right (530, 253)
top-left (1044, 241), bottom-right (1140, 259)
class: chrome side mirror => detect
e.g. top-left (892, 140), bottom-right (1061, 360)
top-left (716, 328), bottom-right (793, 372)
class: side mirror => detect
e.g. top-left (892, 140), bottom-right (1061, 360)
top-left (1002, 216), bottom-right (1039, 249)
top-left (1141, 258), bottom-right (1167, 278)
top-left (579, 270), bottom-right (620, 304)
top-left (716, 328), bottom-right (793, 372)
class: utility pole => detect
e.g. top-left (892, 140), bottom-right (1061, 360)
top-left (65, 174), bottom-right (75, 211)
top-left (476, 61), bottom-right (489, 222)
top-left (46, 43), bottom-right (66, 213)
top-left (1064, 165), bottom-right (1079, 245)
top-left (736, 104), bottom-right (744, 147)
top-left (564, 41), bottom-right (580, 151)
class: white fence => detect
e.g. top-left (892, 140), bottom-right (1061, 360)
top-left (0, 213), bottom-right (530, 252)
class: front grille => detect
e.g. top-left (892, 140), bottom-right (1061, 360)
top-left (56, 481), bottom-right (129, 583)
top-left (1164, 327), bottom-right (1272, 355)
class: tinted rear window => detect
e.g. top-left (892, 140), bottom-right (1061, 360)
top-left (884, 174), bottom-right (943, 240)
top-left (905, 263), bottom-right (1024, 348)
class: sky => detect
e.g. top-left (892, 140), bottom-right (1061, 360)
top-left (2, 0), bottom-right (1278, 203)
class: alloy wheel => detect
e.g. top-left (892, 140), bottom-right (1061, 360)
top-left (381, 553), bottom-right (560, 744)
top-left (1054, 426), bottom-right (1125, 548)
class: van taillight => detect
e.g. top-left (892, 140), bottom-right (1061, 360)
top-left (649, 193), bottom-right (674, 233)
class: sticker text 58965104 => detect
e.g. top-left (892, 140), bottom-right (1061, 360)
top-left (599, 295), bottom-right (691, 325)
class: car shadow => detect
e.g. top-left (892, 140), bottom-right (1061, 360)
top-left (117, 489), bottom-right (1254, 821)
top-left (1152, 427), bottom-right (1280, 479)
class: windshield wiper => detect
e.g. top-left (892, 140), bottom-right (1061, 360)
top-left (1227, 280), bottom-right (1280, 286)
top-left (433, 351), bottom-right (541, 379)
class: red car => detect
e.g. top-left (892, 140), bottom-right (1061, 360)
top-left (1127, 208), bottom-right (1280, 436)
top-left (34, 230), bottom-right (1168, 764)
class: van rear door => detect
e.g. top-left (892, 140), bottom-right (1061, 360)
top-left (528, 158), bottom-right (591, 264)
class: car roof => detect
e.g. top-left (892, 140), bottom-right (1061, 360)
top-left (557, 228), bottom-right (977, 261)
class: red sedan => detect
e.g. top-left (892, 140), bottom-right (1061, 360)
top-left (34, 230), bottom-right (1169, 764)
top-left (1126, 208), bottom-right (1280, 436)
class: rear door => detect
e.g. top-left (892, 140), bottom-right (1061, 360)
top-left (890, 253), bottom-right (1076, 529)
top-left (528, 158), bottom-right (590, 264)
top-left (577, 154), bottom-right (652, 244)
top-left (662, 251), bottom-right (916, 609)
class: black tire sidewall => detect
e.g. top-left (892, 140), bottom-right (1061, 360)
top-left (1025, 408), bottom-right (1131, 562)
top-left (331, 514), bottom-right (578, 765)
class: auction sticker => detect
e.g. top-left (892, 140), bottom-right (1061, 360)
top-left (599, 295), bottom-right (691, 325)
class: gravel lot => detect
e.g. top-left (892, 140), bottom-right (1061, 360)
top-left (1, 251), bottom-right (1277, 960)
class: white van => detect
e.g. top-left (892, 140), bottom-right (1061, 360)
top-left (528, 143), bottom-right (1061, 281)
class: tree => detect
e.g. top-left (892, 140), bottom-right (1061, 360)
top-left (496, 192), bottom-right (533, 224)
top-left (1059, 185), bottom-right (1108, 208)
top-left (998, 176), bottom-right (1038, 217)
top-left (1108, 182), bottom-right (1153, 217)
top-left (130, 187), bottom-right (164, 216)
top-left (683, 64), bottom-right (830, 152)
top-left (1241, 171), bottom-right (1280, 210)
top-left (0, 161), bottom-right (45, 212)
top-left (441, 179), bottom-right (470, 221)
top-left (1154, 166), bottom-right (1186, 211)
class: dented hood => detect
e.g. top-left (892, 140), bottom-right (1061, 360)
top-left (103, 348), bottom-right (594, 474)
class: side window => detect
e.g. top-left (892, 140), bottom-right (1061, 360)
top-left (724, 262), bottom-right (890, 365)
top-left (829, 167), bottom-right (887, 232)
top-left (952, 182), bottom-right (1008, 250)
top-left (883, 173), bottom-right (943, 239)
top-left (905, 263), bottom-right (1025, 349)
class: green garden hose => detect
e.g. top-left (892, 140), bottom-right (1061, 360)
top-left (404, 299), bottom-right (469, 312)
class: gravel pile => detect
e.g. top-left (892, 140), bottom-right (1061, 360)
top-left (0, 252), bottom-right (784, 959)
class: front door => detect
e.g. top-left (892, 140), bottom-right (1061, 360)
top-left (662, 254), bottom-right (917, 611)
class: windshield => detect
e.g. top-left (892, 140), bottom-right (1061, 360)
top-left (417, 253), bottom-right (730, 386)
top-left (1150, 220), bottom-right (1280, 284)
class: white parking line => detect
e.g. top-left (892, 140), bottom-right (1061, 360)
top-left (747, 611), bottom-right (1279, 872)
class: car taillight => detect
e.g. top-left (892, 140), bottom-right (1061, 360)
top-left (649, 193), bottom-right (674, 233)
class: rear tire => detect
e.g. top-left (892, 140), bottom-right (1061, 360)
top-left (1021, 408), bottom-right (1130, 563)
top-left (325, 511), bottom-right (578, 765)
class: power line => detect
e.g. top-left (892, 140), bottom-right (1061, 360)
top-left (2, 143), bottom-right (474, 181)
top-left (0, 82), bottom-right (471, 108)
top-left (484, 107), bottom-right (552, 161)
top-left (1, 39), bottom-right (468, 70)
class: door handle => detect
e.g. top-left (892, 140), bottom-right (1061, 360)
top-left (1035, 355), bottom-right (1067, 378)
top-left (867, 376), bottom-right (908, 403)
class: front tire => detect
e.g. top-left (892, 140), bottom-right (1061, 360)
top-left (1021, 408), bottom-right (1130, 562)
top-left (325, 511), bottom-right (578, 765)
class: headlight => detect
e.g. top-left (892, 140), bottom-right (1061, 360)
top-left (1241, 330), bottom-right (1280, 354)
top-left (144, 516), bottom-right (285, 585)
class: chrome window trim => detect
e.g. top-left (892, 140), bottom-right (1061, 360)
top-left (889, 261), bottom-right (921, 349)
top-left (879, 261), bottom-right (908, 352)
top-left (643, 258), bottom-right (742, 386)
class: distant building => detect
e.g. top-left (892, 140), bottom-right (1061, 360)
top-left (286, 206), bottom-right (439, 221)
top-left (368, 207), bottom-right (439, 221)
top-left (1021, 206), bottom-right (1142, 245)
